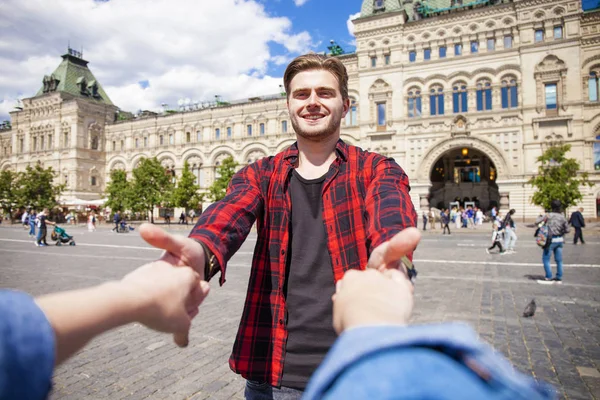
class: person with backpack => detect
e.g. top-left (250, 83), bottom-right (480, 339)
top-left (568, 207), bottom-right (585, 245)
top-left (486, 212), bottom-right (505, 254)
top-left (536, 200), bottom-right (570, 284)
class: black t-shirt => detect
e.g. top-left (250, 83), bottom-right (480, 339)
top-left (280, 170), bottom-right (338, 390)
top-left (38, 215), bottom-right (47, 229)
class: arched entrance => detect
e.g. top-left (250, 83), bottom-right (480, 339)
top-left (428, 147), bottom-right (499, 211)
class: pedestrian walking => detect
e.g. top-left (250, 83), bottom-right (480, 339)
top-left (537, 200), bottom-right (570, 284)
top-left (486, 213), bottom-right (505, 254)
top-left (422, 212), bottom-right (428, 231)
top-left (28, 210), bottom-right (37, 237)
top-left (87, 212), bottom-right (96, 232)
top-left (112, 211), bottom-right (121, 232)
top-left (21, 209), bottom-right (29, 229)
top-left (475, 207), bottom-right (483, 227)
top-left (441, 209), bottom-right (451, 235)
top-left (569, 207), bottom-right (585, 244)
top-left (179, 212), bottom-right (187, 225)
top-left (35, 208), bottom-right (55, 247)
top-left (189, 209), bottom-right (196, 224)
top-left (429, 209), bottom-right (436, 230)
top-left (503, 209), bottom-right (517, 253)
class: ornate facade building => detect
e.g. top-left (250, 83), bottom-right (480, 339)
top-left (1, 0), bottom-right (599, 219)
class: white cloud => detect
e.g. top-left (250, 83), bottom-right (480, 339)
top-left (0, 0), bottom-right (316, 118)
top-left (293, 0), bottom-right (310, 6)
top-left (346, 12), bottom-right (361, 37)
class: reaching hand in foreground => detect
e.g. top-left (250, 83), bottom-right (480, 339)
top-left (139, 223), bottom-right (209, 346)
top-left (332, 268), bottom-right (414, 334)
top-left (333, 228), bottom-right (420, 334)
top-left (37, 260), bottom-right (210, 365)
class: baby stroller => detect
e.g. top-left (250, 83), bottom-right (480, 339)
top-left (117, 220), bottom-right (135, 233)
top-left (51, 226), bottom-right (76, 246)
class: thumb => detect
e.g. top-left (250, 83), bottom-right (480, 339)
top-left (367, 227), bottom-right (421, 269)
top-left (139, 223), bottom-right (188, 255)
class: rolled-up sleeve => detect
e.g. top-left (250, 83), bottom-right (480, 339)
top-left (0, 290), bottom-right (55, 400)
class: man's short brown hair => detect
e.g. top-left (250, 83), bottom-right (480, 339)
top-left (283, 53), bottom-right (349, 100)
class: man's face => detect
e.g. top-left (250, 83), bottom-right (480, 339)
top-left (287, 69), bottom-right (349, 142)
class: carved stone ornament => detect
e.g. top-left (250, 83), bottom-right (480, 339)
top-left (451, 115), bottom-right (470, 137)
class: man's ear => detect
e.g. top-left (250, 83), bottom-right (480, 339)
top-left (342, 97), bottom-right (350, 117)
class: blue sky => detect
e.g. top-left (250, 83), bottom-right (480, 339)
top-left (260, 0), bottom-right (361, 76)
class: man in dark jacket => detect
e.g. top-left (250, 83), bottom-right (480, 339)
top-left (569, 207), bottom-right (586, 245)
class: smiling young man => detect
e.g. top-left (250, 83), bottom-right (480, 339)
top-left (141, 53), bottom-right (418, 399)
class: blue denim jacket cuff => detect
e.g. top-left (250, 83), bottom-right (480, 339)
top-left (0, 290), bottom-right (56, 400)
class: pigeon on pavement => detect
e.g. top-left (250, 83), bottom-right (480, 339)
top-left (523, 299), bottom-right (536, 318)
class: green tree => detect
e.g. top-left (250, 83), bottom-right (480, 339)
top-left (208, 156), bottom-right (238, 201)
top-left (529, 144), bottom-right (593, 212)
top-left (105, 169), bottom-right (131, 214)
top-left (0, 170), bottom-right (18, 221)
top-left (129, 157), bottom-right (173, 223)
top-left (171, 161), bottom-right (202, 211)
top-left (16, 163), bottom-right (65, 211)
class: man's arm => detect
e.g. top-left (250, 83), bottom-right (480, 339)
top-left (188, 161), bottom-right (265, 284)
top-left (363, 157), bottom-right (417, 252)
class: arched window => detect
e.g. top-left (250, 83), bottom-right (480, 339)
top-left (186, 132), bottom-right (191, 143)
top-left (501, 78), bottom-right (518, 108)
top-left (196, 130), bottom-right (202, 142)
top-left (476, 80), bottom-right (492, 111)
top-left (91, 135), bottom-right (99, 150)
top-left (260, 123), bottom-right (265, 135)
top-left (407, 89), bottom-right (422, 118)
top-left (453, 84), bottom-right (468, 113)
top-left (374, 0), bottom-right (384, 10)
top-left (215, 128), bottom-right (220, 140)
top-left (429, 85), bottom-right (444, 116)
top-left (345, 98), bottom-right (358, 126)
top-left (589, 72), bottom-right (599, 102)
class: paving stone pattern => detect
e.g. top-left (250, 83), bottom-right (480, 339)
top-left (0, 224), bottom-right (599, 399)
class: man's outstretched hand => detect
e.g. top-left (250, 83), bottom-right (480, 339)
top-left (139, 223), bottom-right (208, 346)
top-left (366, 227), bottom-right (421, 274)
top-left (139, 223), bottom-right (206, 277)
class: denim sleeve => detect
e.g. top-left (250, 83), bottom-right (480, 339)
top-left (303, 323), bottom-right (556, 400)
top-left (0, 290), bottom-right (55, 400)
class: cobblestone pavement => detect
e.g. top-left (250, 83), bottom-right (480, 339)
top-left (1, 223), bottom-right (599, 399)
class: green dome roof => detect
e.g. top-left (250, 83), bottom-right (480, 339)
top-left (360, 0), bottom-right (403, 18)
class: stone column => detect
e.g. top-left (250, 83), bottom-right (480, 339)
top-left (499, 192), bottom-right (510, 212)
top-left (420, 193), bottom-right (430, 211)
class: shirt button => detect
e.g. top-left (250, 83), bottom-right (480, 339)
top-left (281, 250), bottom-right (285, 255)
top-left (279, 319), bottom-right (284, 325)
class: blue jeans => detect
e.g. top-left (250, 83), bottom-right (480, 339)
top-left (29, 221), bottom-right (36, 236)
top-left (244, 380), bottom-right (302, 400)
top-left (542, 241), bottom-right (563, 280)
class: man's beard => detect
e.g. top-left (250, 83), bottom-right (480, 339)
top-left (290, 114), bottom-right (342, 142)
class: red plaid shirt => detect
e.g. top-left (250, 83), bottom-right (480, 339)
top-left (190, 140), bottom-right (416, 386)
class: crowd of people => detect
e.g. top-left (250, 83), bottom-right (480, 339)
top-left (0, 53), bottom-right (590, 400)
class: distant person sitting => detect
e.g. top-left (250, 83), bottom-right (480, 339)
top-left (0, 248), bottom-right (210, 399)
top-left (302, 267), bottom-right (554, 400)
